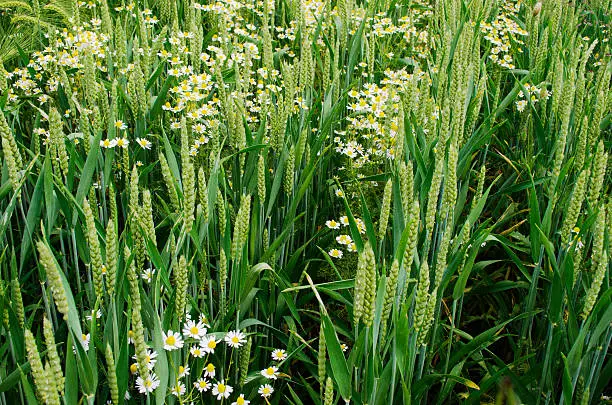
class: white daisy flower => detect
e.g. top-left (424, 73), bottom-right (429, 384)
top-left (271, 349), bottom-right (287, 361)
top-left (80, 333), bottom-right (90, 351)
top-left (132, 349), bottom-right (158, 370)
top-left (190, 345), bottom-right (206, 358)
top-left (183, 319), bottom-right (207, 339)
top-left (258, 384), bottom-right (274, 398)
top-left (204, 362), bottom-right (216, 378)
top-left (136, 137), bottom-right (152, 149)
top-left (212, 381), bottom-right (233, 400)
top-left (261, 366), bottom-right (279, 379)
top-left (136, 373), bottom-right (160, 394)
top-left (141, 267), bottom-right (155, 283)
top-left (162, 330), bottom-right (184, 351)
top-left (114, 120), bottom-right (127, 130)
top-left (224, 330), bottom-right (247, 348)
top-left (200, 335), bottom-right (219, 353)
top-left (328, 249), bottom-right (343, 259)
top-left (325, 219), bottom-right (340, 229)
top-left (115, 137), bottom-right (129, 148)
top-left (194, 378), bottom-right (211, 392)
top-left (231, 394), bottom-right (250, 405)
top-left (178, 365), bottom-right (190, 378)
top-left (336, 234), bottom-right (352, 245)
top-left (171, 382), bottom-right (186, 397)
top-left (100, 138), bottom-right (117, 148)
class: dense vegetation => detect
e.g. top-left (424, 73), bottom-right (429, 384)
top-left (0, 0), bottom-right (611, 403)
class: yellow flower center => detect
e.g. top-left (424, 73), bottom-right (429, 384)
top-left (190, 326), bottom-right (199, 335)
top-left (145, 355), bottom-right (151, 363)
top-left (263, 387), bottom-right (270, 394)
top-left (199, 381), bottom-right (207, 388)
top-left (81, 334), bottom-right (87, 341)
top-left (178, 366), bottom-right (185, 374)
top-left (166, 335), bottom-right (176, 345)
top-left (144, 379), bottom-right (152, 388)
top-left (237, 397), bottom-right (245, 405)
top-left (217, 384), bottom-right (226, 393)
top-left (231, 336), bottom-right (240, 344)
top-left (206, 364), bottom-right (214, 372)
top-left (266, 367), bottom-right (274, 375)
top-left (130, 363), bottom-right (138, 374)
top-left (208, 340), bottom-right (216, 349)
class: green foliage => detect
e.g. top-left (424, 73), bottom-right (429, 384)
top-left (0, 0), bottom-right (611, 404)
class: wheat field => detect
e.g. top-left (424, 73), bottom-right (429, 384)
top-left (0, 0), bottom-right (610, 403)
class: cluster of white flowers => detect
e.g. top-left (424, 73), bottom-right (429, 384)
top-left (515, 82), bottom-right (551, 112)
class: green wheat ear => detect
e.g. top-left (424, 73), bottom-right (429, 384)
top-left (378, 178), bottom-right (392, 240)
top-left (25, 329), bottom-right (47, 403)
top-left (36, 241), bottom-right (69, 320)
top-left (0, 112), bottom-right (23, 195)
top-left (231, 194), bottom-right (251, 260)
top-left (83, 197), bottom-right (104, 305)
top-left (105, 344), bottom-right (119, 405)
top-left (175, 255), bottom-right (189, 321)
top-left (43, 316), bottom-right (64, 395)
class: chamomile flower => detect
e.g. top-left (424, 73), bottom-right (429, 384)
top-left (171, 382), bottom-right (186, 397)
top-left (204, 362), bottom-right (216, 378)
top-left (162, 330), bottom-right (184, 351)
top-left (232, 394), bottom-right (250, 405)
top-left (132, 349), bottom-right (158, 370)
top-left (127, 329), bottom-right (135, 344)
top-left (136, 137), bottom-right (152, 149)
top-left (328, 249), bottom-right (343, 259)
top-left (115, 137), bottom-right (129, 148)
top-left (141, 267), bottom-right (155, 283)
top-left (190, 345), bottom-right (206, 358)
top-left (325, 219), bottom-right (340, 229)
top-left (183, 319), bottom-right (207, 339)
top-left (271, 349), bottom-right (287, 361)
top-left (336, 234), bottom-right (353, 245)
top-left (201, 335), bottom-right (219, 353)
top-left (178, 365), bottom-right (190, 378)
top-left (261, 366), bottom-right (279, 379)
top-left (224, 330), bottom-right (247, 348)
top-left (136, 374), bottom-right (160, 394)
top-left (258, 384), bottom-right (274, 398)
top-left (114, 120), bottom-right (127, 130)
top-left (80, 333), bottom-right (91, 351)
top-left (194, 378), bottom-right (211, 392)
top-left (212, 381), bottom-right (233, 400)
top-left (100, 138), bottom-right (117, 148)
